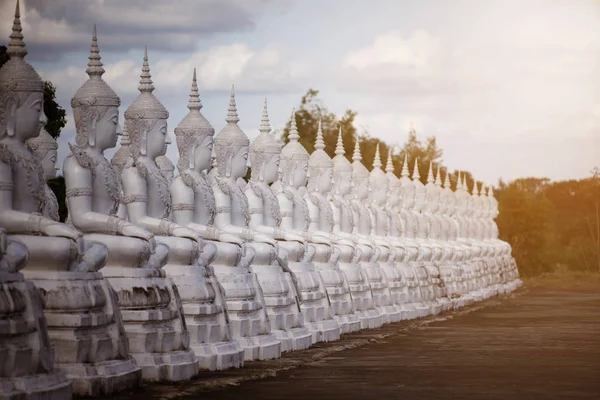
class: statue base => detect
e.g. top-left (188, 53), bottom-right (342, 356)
top-left (163, 264), bottom-right (245, 371)
top-left (361, 261), bottom-right (402, 324)
top-left (380, 260), bottom-right (411, 320)
top-left (21, 269), bottom-right (143, 396)
top-left (101, 266), bottom-right (199, 382)
top-left (0, 272), bottom-right (73, 400)
top-left (338, 261), bottom-right (383, 330)
top-left (288, 261), bottom-right (341, 344)
top-left (213, 266), bottom-right (281, 361)
top-left (313, 261), bottom-right (362, 334)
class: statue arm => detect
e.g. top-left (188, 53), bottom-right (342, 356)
top-left (170, 177), bottom-right (218, 240)
top-left (276, 192), bottom-right (294, 231)
top-left (122, 166), bottom-right (186, 237)
top-left (212, 183), bottom-right (255, 241)
top-left (63, 157), bottom-right (150, 241)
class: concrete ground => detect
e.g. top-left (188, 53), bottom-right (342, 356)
top-left (121, 287), bottom-right (600, 400)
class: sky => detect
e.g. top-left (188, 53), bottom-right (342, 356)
top-left (1, 0), bottom-right (599, 185)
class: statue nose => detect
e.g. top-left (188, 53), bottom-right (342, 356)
top-left (116, 123), bottom-right (122, 136)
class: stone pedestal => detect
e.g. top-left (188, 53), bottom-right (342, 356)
top-left (311, 244), bottom-right (361, 334)
top-left (213, 265), bottom-right (281, 361)
top-left (0, 270), bottom-right (72, 400)
top-left (247, 245), bottom-right (312, 353)
top-left (101, 266), bottom-right (199, 382)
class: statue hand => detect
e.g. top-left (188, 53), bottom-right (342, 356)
top-left (44, 222), bottom-right (83, 242)
top-left (172, 226), bottom-right (201, 241)
top-left (121, 223), bottom-right (153, 241)
top-left (219, 233), bottom-right (244, 245)
top-left (254, 234), bottom-right (276, 245)
top-left (284, 232), bottom-right (305, 243)
top-left (311, 234), bottom-right (331, 245)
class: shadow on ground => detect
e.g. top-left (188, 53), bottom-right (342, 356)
top-left (116, 287), bottom-right (600, 400)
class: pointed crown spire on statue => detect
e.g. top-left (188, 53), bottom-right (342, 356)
top-left (174, 68), bottom-right (215, 171)
top-left (332, 126), bottom-right (352, 173)
top-left (443, 170), bottom-right (451, 191)
top-left (369, 143), bottom-right (387, 189)
top-left (71, 25), bottom-right (121, 147)
top-left (412, 157), bottom-right (421, 181)
top-left (250, 98), bottom-right (282, 156)
top-left (124, 46), bottom-right (169, 159)
top-left (351, 133), bottom-right (370, 179)
top-left (0, 0), bottom-right (43, 98)
top-left (435, 166), bottom-right (442, 187)
top-left (281, 108), bottom-right (309, 162)
top-left (214, 85), bottom-right (249, 148)
top-left (386, 148), bottom-right (401, 189)
top-left (308, 119), bottom-right (333, 169)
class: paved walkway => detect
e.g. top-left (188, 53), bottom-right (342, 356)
top-left (123, 288), bottom-right (600, 400)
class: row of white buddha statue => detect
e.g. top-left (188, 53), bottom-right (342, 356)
top-left (0, 2), bottom-right (522, 397)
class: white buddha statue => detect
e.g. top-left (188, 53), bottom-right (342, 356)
top-left (170, 70), bottom-right (252, 369)
top-left (245, 101), bottom-right (316, 351)
top-left (398, 157), bottom-right (432, 318)
top-left (120, 47), bottom-right (202, 381)
top-left (211, 86), bottom-right (281, 360)
top-left (305, 121), bottom-right (362, 334)
top-left (384, 151), bottom-right (420, 320)
top-left (423, 163), bottom-right (451, 312)
top-left (271, 112), bottom-right (343, 341)
top-left (0, 11), bottom-right (138, 396)
top-left (367, 145), bottom-right (405, 322)
top-left (348, 139), bottom-right (394, 325)
top-left (26, 129), bottom-right (59, 221)
top-left (329, 130), bottom-right (382, 329)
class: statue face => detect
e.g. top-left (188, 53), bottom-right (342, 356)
top-left (12, 92), bottom-right (46, 141)
top-left (231, 146), bottom-right (249, 179)
top-left (95, 106), bottom-right (120, 151)
top-left (263, 154), bottom-right (280, 184)
top-left (438, 193), bottom-right (447, 214)
top-left (334, 171), bottom-right (353, 196)
top-left (317, 168), bottom-right (333, 193)
top-left (147, 119), bottom-right (169, 159)
top-left (40, 148), bottom-right (58, 180)
top-left (388, 187), bottom-right (400, 208)
top-left (355, 178), bottom-right (369, 200)
top-left (194, 136), bottom-right (213, 172)
top-left (401, 185), bottom-right (415, 210)
top-left (291, 160), bottom-right (308, 188)
top-left (373, 183), bottom-right (388, 205)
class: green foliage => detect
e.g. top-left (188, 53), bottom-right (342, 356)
top-left (43, 81), bottom-right (67, 139)
top-left (495, 177), bottom-right (600, 276)
top-left (282, 89), bottom-right (445, 184)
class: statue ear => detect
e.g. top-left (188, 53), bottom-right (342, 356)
top-left (88, 114), bottom-right (97, 147)
top-left (6, 98), bottom-right (17, 137)
top-left (258, 159), bottom-right (265, 181)
top-left (189, 144), bottom-right (195, 169)
top-left (225, 150), bottom-right (233, 178)
top-left (140, 128), bottom-right (147, 156)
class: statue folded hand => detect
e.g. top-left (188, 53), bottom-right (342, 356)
top-left (254, 233), bottom-right (276, 245)
top-left (218, 232), bottom-right (244, 245)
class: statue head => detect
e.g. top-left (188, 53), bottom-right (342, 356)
top-left (443, 171), bottom-right (455, 216)
top-left (124, 46), bottom-right (170, 162)
top-left (487, 185), bottom-right (499, 219)
top-left (385, 149), bottom-right (401, 210)
top-left (249, 99), bottom-right (282, 184)
top-left (368, 144), bottom-right (388, 206)
top-left (424, 162), bottom-right (440, 213)
top-left (351, 134), bottom-right (370, 200)
top-left (332, 127), bottom-right (353, 197)
top-left (110, 124), bottom-right (130, 174)
top-left (399, 154), bottom-right (416, 210)
top-left (174, 69), bottom-right (215, 174)
top-left (280, 109), bottom-right (309, 189)
top-left (71, 26), bottom-right (121, 153)
top-left (214, 85), bottom-right (250, 180)
top-left (455, 173), bottom-right (470, 216)
top-left (307, 120), bottom-right (333, 194)
top-left (412, 158), bottom-right (427, 212)
top-left (27, 128), bottom-right (58, 180)
top-left (0, 1), bottom-right (46, 142)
